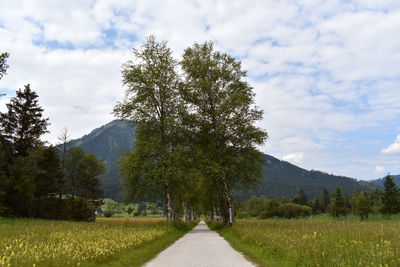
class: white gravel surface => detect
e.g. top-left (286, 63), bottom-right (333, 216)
top-left (144, 220), bottom-right (256, 267)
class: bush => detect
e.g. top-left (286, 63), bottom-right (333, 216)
top-left (258, 199), bottom-right (282, 219)
top-left (69, 197), bottom-right (94, 221)
top-left (103, 210), bottom-right (114, 218)
top-left (258, 201), bottom-right (312, 219)
top-left (236, 211), bottom-right (251, 219)
top-left (281, 203), bottom-right (312, 218)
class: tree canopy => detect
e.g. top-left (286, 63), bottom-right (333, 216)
top-left (115, 37), bottom-right (267, 225)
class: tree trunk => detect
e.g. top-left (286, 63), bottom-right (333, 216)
top-left (166, 190), bottom-right (173, 222)
top-left (223, 180), bottom-right (233, 227)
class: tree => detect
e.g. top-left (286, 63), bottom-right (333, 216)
top-left (28, 146), bottom-right (64, 201)
top-left (0, 84), bottom-right (49, 156)
top-left (180, 41), bottom-right (268, 226)
top-left (127, 206), bottom-right (133, 217)
top-left (0, 52), bottom-right (9, 80)
top-left (381, 174), bottom-right (400, 217)
top-left (114, 36), bottom-right (182, 222)
top-left (321, 188), bottom-right (330, 213)
top-left (64, 147), bottom-right (105, 203)
top-left (352, 191), bottom-right (372, 220)
top-left (0, 52), bottom-right (9, 97)
top-left (293, 188), bottom-right (308, 205)
top-left (329, 187), bottom-right (347, 217)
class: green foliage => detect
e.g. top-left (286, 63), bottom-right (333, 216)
top-left (1, 156), bottom-right (34, 217)
top-left (64, 147), bottom-right (105, 201)
top-left (127, 206), bottom-right (133, 217)
top-left (103, 209), bottom-right (114, 218)
top-left (0, 52), bottom-right (9, 80)
top-left (235, 211), bottom-right (251, 219)
top-left (329, 187), bottom-right (348, 217)
top-left (115, 36), bottom-right (184, 222)
top-left (61, 120), bottom-right (380, 201)
top-left (258, 201), bottom-right (311, 219)
top-left (351, 191), bottom-right (372, 220)
top-left (181, 41), bottom-right (267, 224)
top-left (258, 198), bottom-right (282, 218)
top-left (27, 146), bottom-right (64, 200)
top-left (0, 84), bottom-right (49, 156)
top-left (381, 174), bottom-right (400, 217)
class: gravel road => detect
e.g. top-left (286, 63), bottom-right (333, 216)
top-left (144, 220), bottom-right (256, 267)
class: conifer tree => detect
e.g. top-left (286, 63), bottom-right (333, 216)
top-left (0, 84), bottom-right (49, 156)
top-left (321, 188), bottom-right (330, 213)
top-left (329, 187), bottom-right (347, 217)
top-left (381, 174), bottom-right (400, 217)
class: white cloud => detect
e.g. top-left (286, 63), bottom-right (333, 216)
top-left (283, 152), bottom-right (305, 165)
top-left (375, 165), bottom-right (386, 174)
top-left (382, 135), bottom-right (400, 154)
top-left (1, 0), bottom-right (400, 179)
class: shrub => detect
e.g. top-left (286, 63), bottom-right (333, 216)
top-left (281, 203), bottom-right (312, 218)
top-left (236, 211), bottom-right (251, 219)
top-left (69, 197), bottom-right (94, 221)
top-left (103, 209), bottom-right (114, 218)
top-left (258, 198), bottom-right (282, 219)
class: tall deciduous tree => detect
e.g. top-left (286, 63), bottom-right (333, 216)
top-left (381, 174), bottom-right (400, 217)
top-left (0, 84), bottom-right (49, 156)
top-left (114, 36), bottom-right (182, 222)
top-left (64, 147), bottom-right (105, 202)
top-left (180, 41), bottom-right (268, 226)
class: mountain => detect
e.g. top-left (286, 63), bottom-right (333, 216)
top-left (67, 120), bottom-right (377, 200)
top-left (238, 154), bottom-right (377, 199)
top-left (370, 175), bottom-right (400, 188)
top-left (66, 120), bottom-right (136, 200)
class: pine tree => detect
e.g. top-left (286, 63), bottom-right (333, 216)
top-left (297, 188), bottom-right (308, 205)
top-left (321, 188), bottom-right (330, 213)
top-left (381, 174), bottom-right (400, 217)
top-left (329, 187), bottom-right (347, 217)
top-left (0, 84), bottom-right (49, 156)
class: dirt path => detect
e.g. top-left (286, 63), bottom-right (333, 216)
top-left (144, 220), bottom-right (255, 267)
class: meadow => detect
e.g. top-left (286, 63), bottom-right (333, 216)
top-left (210, 216), bottom-right (400, 267)
top-left (0, 217), bottom-right (194, 266)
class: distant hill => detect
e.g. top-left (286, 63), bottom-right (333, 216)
top-left (370, 175), bottom-right (400, 188)
top-left (238, 154), bottom-right (377, 199)
top-left (67, 120), bottom-right (378, 200)
top-left (66, 120), bottom-right (136, 200)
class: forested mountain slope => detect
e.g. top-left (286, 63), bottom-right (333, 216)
top-left (67, 120), bottom-right (378, 200)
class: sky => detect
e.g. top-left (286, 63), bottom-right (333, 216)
top-left (0, 0), bottom-right (400, 180)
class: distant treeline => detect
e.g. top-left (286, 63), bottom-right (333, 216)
top-left (0, 84), bottom-right (104, 221)
top-left (236, 174), bottom-right (400, 220)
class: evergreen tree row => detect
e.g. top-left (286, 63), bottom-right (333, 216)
top-left (0, 81), bottom-right (104, 220)
top-left (236, 174), bottom-right (400, 220)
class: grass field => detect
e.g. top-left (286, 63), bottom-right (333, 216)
top-left (210, 216), bottom-right (400, 267)
top-left (0, 217), bottom-right (195, 266)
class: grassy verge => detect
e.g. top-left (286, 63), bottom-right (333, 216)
top-left (84, 221), bottom-right (197, 267)
top-left (207, 221), bottom-right (286, 267)
top-left (208, 217), bottom-right (400, 267)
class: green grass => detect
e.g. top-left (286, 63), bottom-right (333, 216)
top-left (209, 216), bottom-right (400, 267)
top-left (0, 217), bottom-right (196, 266)
top-left (83, 220), bottom-right (197, 267)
